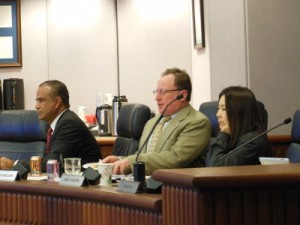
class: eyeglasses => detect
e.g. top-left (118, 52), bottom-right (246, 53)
top-left (153, 89), bottom-right (183, 95)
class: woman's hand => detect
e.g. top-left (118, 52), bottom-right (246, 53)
top-left (220, 123), bottom-right (231, 134)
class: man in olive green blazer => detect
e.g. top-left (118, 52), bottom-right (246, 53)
top-left (128, 104), bottom-right (211, 174)
top-left (103, 67), bottom-right (211, 175)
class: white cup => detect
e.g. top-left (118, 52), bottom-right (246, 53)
top-left (97, 163), bottom-right (114, 186)
top-left (64, 158), bottom-right (81, 175)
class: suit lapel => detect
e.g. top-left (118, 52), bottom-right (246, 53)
top-left (50, 109), bottom-right (70, 143)
top-left (139, 116), bottom-right (160, 153)
top-left (155, 105), bottom-right (192, 152)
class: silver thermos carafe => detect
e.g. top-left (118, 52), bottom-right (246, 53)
top-left (112, 95), bottom-right (128, 136)
top-left (96, 93), bottom-right (113, 136)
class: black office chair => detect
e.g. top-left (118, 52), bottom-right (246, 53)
top-left (287, 108), bottom-right (300, 163)
top-left (112, 103), bottom-right (151, 156)
top-left (199, 100), bottom-right (268, 138)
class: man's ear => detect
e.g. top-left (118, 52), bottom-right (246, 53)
top-left (179, 90), bottom-right (188, 101)
top-left (55, 96), bottom-right (63, 108)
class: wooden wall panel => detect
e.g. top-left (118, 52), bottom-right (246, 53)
top-left (0, 192), bottom-right (162, 225)
top-left (228, 191), bottom-right (243, 225)
top-left (162, 185), bottom-right (300, 225)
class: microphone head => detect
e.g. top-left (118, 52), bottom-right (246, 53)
top-left (284, 117), bottom-right (292, 124)
top-left (176, 94), bottom-right (184, 100)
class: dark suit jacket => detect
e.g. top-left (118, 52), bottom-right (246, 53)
top-left (20, 109), bottom-right (100, 172)
top-left (43, 109), bottom-right (100, 170)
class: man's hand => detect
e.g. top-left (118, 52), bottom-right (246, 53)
top-left (102, 155), bottom-right (120, 163)
top-left (102, 155), bottom-right (131, 174)
top-left (0, 157), bottom-right (15, 170)
top-left (112, 158), bottom-right (130, 175)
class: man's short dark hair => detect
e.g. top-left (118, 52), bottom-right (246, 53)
top-left (39, 80), bottom-right (70, 108)
top-left (162, 67), bottom-right (192, 102)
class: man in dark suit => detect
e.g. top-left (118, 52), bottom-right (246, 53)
top-left (0, 80), bottom-right (100, 171)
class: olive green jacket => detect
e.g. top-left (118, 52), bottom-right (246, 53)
top-left (127, 104), bottom-right (211, 175)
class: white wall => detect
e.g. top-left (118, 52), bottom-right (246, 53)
top-left (117, 0), bottom-right (193, 113)
top-left (0, 0), bottom-right (196, 115)
top-left (208, 0), bottom-right (248, 99)
top-left (46, 0), bottom-right (118, 114)
top-left (0, 0), bottom-right (48, 109)
top-left (0, 0), bottom-right (119, 114)
top-left (191, 0), bottom-right (212, 109)
top-left (0, 0), bottom-right (299, 135)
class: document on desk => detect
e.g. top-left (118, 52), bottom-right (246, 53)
top-left (27, 175), bottom-right (48, 181)
top-left (259, 157), bottom-right (290, 165)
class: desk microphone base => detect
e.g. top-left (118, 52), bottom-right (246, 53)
top-left (144, 176), bottom-right (162, 193)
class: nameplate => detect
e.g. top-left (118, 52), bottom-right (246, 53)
top-left (0, 170), bottom-right (20, 181)
top-left (59, 173), bottom-right (88, 187)
top-left (118, 180), bottom-right (140, 193)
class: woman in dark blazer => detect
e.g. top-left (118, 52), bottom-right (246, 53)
top-left (206, 86), bottom-right (272, 166)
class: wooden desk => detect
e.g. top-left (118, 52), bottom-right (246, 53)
top-left (268, 134), bottom-right (291, 157)
top-left (0, 180), bottom-right (162, 225)
top-left (153, 164), bottom-right (300, 225)
top-left (94, 135), bottom-right (292, 159)
top-left (94, 136), bottom-right (116, 158)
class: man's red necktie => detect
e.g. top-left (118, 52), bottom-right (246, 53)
top-left (46, 128), bottom-right (53, 154)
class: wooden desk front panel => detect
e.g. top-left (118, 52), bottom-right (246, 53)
top-left (0, 181), bottom-right (162, 225)
top-left (0, 193), bottom-right (160, 225)
top-left (154, 164), bottom-right (300, 225)
top-left (162, 185), bottom-right (299, 225)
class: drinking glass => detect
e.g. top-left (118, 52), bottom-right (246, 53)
top-left (64, 158), bottom-right (81, 175)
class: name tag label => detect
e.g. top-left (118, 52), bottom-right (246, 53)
top-left (0, 170), bottom-right (20, 181)
top-left (118, 180), bottom-right (140, 193)
top-left (59, 173), bottom-right (88, 186)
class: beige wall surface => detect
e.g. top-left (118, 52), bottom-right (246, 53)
top-left (0, 0), bottom-right (118, 114)
top-left (0, 0), bottom-right (299, 134)
top-left (117, 0), bottom-right (193, 112)
top-left (247, 0), bottom-right (300, 134)
top-left (0, 0), bottom-right (48, 109)
top-left (0, 0), bottom-right (201, 116)
top-left (206, 0), bottom-right (300, 134)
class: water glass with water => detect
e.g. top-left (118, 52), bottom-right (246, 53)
top-left (64, 158), bottom-right (81, 175)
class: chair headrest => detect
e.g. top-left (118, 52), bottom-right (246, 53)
top-left (199, 101), bottom-right (219, 137)
top-left (199, 100), bottom-right (268, 137)
top-left (117, 104), bottom-right (151, 139)
top-left (0, 110), bottom-right (47, 142)
top-left (291, 108), bottom-right (300, 143)
top-left (257, 101), bottom-right (268, 130)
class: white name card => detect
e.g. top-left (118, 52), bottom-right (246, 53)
top-left (59, 173), bottom-right (88, 187)
top-left (0, 170), bottom-right (20, 181)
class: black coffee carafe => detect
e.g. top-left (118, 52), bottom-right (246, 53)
top-left (96, 93), bottom-right (113, 136)
top-left (112, 95), bottom-right (128, 136)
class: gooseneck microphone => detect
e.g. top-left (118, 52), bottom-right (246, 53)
top-left (135, 94), bottom-right (184, 162)
top-left (219, 117), bottom-right (292, 159)
top-left (133, 93), bottom-right (184, 192)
